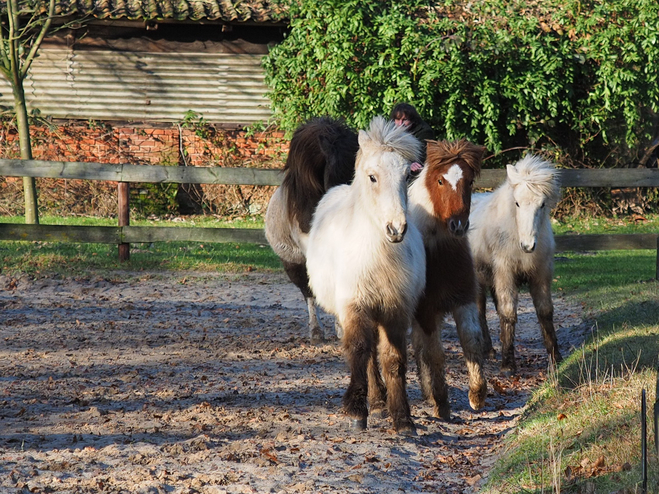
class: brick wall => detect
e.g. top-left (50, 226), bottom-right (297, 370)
top-left (1, 121), bottom-right (289, 167)
top-left (0, 121), bottom-right (289, 217)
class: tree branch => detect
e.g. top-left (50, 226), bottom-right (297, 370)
top-left (21, 0), bottom-right (55, 78)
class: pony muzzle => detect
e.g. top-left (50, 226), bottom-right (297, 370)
top-left (386, 221), bottom-right (407, 243)
top-left (520, 239), bottom-right (536, 253)
top-left (448, 218), bottom-right (469, 237)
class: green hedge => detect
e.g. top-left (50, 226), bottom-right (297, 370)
top-left (264, 0), bottom-right (659, 167)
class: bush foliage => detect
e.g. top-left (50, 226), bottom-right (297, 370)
top-left (264, 0), bottom-right (659, 167)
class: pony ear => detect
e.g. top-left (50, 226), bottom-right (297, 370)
top-left (358, 129), bottom-right (371, 149)
top-left (506, 164), bottom-right (521, 185)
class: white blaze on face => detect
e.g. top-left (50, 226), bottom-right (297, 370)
top-left (443, 163), bottom-right (463, 191)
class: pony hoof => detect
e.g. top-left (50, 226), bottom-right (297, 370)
top-left (349, 418), bottom-right (367, 430)
top-left (370, 408), bottom-right (388, 419)
top-left (501, 366), bottom-right (517, 377)
top-left (309, 330), bottom-right (325, 345)
top-left (395, 423), bottom-right (417, 437)
top-left (434, 404), bottom-right (452, 422)
top-left (469, 386), bottom-right (487, 411)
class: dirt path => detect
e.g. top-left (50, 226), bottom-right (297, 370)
top-left (0, 271), bottom-right (586, 493)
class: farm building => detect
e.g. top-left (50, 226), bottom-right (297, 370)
top-left (0, 0), bottom-right (292, 217)
top-left (0, 0), bottom-right (288, 126)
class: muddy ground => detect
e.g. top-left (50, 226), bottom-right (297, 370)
top-left (0, 271), bottom-right (587, 493)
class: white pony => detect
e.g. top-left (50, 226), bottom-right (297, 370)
top-left (306, 116), bottom-right (425, 434)
top-left (468, 154), bottom-right (562, 373)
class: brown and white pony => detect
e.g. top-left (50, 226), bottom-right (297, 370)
top-left (306, 116), bottom-right (425, 434)
top-left (406, 139), bottom-right (488, 420)
top-left (265, 117), bottom-right (358, 343)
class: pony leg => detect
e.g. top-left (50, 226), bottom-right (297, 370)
top-left (367, 347), bottom-right (388, 418)
top-left (341, 307), bottom-right (376, 430)
top-left (453, 303), bottom-right (488, 411)
top-left (378, 322), bottom-right (415, 434)
top-left (529, 274), bottom-right (562, 367)
top-left (477, 282), bottom-right (496, 358)
top-left (282, 260), bottom-right (324, 344)
top-left (494, 273), bottom-right (519, 374)
top-left (411, 313), bottom-right (450, 421)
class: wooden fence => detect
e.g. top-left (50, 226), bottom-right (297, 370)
top-left (0, 159), bottom-right (658, 278)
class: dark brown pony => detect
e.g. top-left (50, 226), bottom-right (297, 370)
top-left (406, 139), bottom-right (488, 420)
top-left (265, 117), bottom-right (358, 343)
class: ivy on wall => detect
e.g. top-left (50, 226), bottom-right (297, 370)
top-left (264, 0), bottom-right (659, 167)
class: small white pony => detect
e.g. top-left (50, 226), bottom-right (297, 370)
top-left (468, 154), bottom-right (562, 373)
top-left (306, 116), bottom-right (425, 433)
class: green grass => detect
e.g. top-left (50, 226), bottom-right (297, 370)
top-left (0, 240), bottom-right (281, 276)
top-left (0, 214), bottom-right (276, 276)
top-left (0, 214), bottom-right (265, 229)
top-left (486, 250), bottom-right (659, 494)
top-left (552, 213), bottom-right (659, 235)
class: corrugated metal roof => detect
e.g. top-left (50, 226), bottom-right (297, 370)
top-left (0, 47), bottom-right (272, 124)
top-left (4, 0), bottom-right (289, 24)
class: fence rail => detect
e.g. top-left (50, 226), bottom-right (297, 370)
top-left (2, 159), bottom-right (659, 187)
top-left (1, 159), bottom-right (658, 277)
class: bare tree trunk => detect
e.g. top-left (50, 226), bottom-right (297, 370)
top-left (13, 83), bottom-right (39, 224)
top-left (2, 0), bottom-right (55, 225)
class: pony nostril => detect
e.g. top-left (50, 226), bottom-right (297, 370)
top-left (386, 223), bottom-right (406, 243)
top-left (464, 220), bottom-right (470, 232)
top-left (521, 241), bottom-right (536, 253)
top-left (448, 219), bottom-right (467, 236)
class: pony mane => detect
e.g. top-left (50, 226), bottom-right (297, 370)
top-left (508, 155), bottom-right (561, 206)
top-left (426, 139), bottom-right (485, 175)
top-left (356, 116), bottom-right (422, 165)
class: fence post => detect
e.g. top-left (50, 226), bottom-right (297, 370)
top-left (642, 389), bottom-right (647, 494)
top-left (656, 236), bottom-right (658, 281)
top-left (118, 182), bottom-right (130, 261)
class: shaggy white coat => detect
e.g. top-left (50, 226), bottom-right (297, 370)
top-left (306, 116), bottom-right (426, 325)
top-left (469, 154), bottom-right (560, 285)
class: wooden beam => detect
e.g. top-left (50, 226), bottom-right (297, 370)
top-left (0, 159), bottom-right (284, 186)
top-left (0, 224), bottom-right (121, 243)
top-left (2, 159), bottom-right (659, 188)
top-left (0, 224), bottom-right (267, 245)
top-left (554, 233), bottom-right (659, 251)
top-left (118, 182), bottom-right (130, 261)
top-left (122, 226), bottom-right (267, 244)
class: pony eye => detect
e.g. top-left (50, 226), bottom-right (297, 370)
top-left (515, 202), bottom-right (520, 207)
top-left (438, 179), bottom-right (443, 186)
top-left (369, 175), bottom-right (377, 183)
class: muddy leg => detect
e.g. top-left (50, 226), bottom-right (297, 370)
top-left (341, 307), bottom-right (375, 430)
top-left (411, 312), bottom-right (450, 421)
top-left (529, 273), bottom-right (562, 367)
top-left (453, 303), bottom-right (487, 411)
top-left (477, 283), bottom-right (495, 358)
top-left (494, 273), bottom-right (518, 374)
top-left (282, 260), bottom-right (324, 344)
top-left (367, 346), bottom-right (387, 418)
top-left (378, 322), bottom-right (415, 434)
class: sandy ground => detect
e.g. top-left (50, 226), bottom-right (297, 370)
top-left (0, 270), bottom-right (587, 494)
